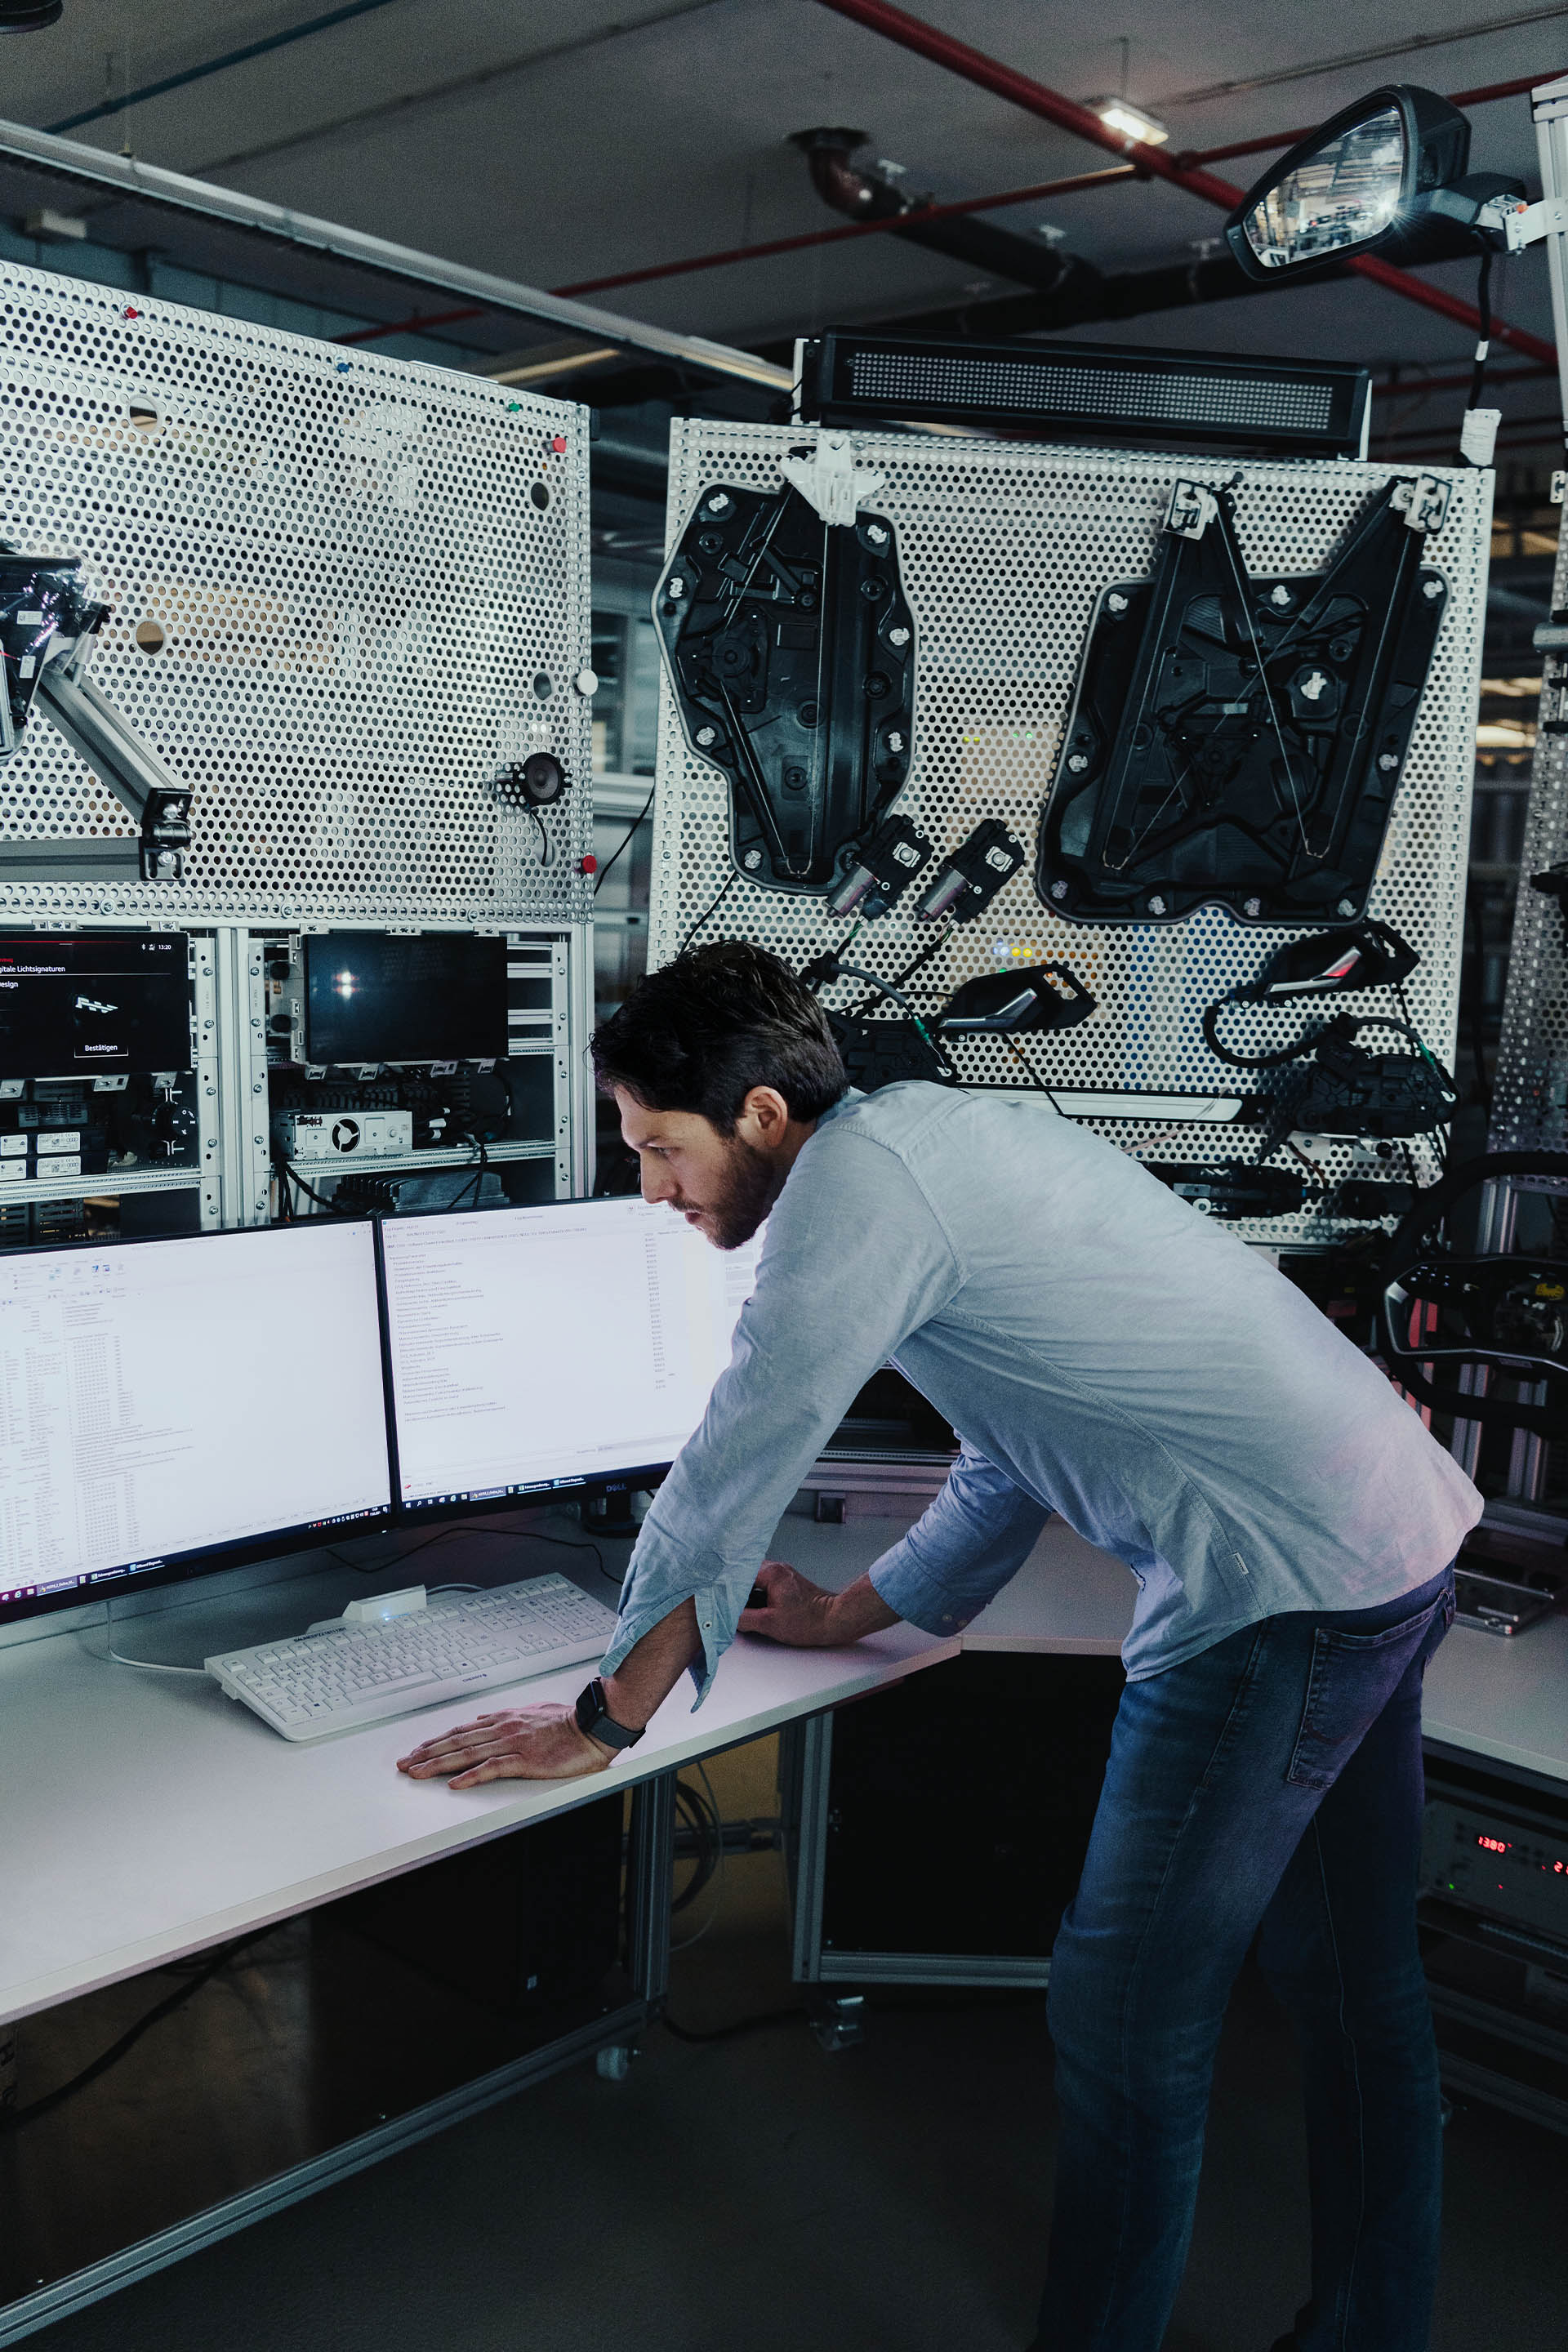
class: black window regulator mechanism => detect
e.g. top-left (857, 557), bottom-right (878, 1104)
top-left (653, 445), bottom-right (916, 898)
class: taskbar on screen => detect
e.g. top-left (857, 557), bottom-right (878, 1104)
top-left (0, 1504), bottom-right (389, 1619)
top-left (398, 1464), bottom-right (670, 1517)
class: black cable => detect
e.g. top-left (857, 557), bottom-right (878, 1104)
top-left (1469, 244), bottom-right (1494, 415)
top-left (671, 1776), bottom-right (720, 1913)
top-left (889, 921), bottom-right (956, 993)
top-left (676, 871), bottom-right (737, 956)
top-left (274, 1150), bottom-right (358, 1218)
top-left (1463, 893), bottom-right (1494, 1114)
top-left (1392, 983), bottom-right (1454, 1168)
top-left (595, 782), bottom-right (655, 897)
top-left (323, 1520), bottom-right (611, 1590)
top-left (446, 1133), bottom-right (488, 1212)
top-left (1003, 1035), bottom-right (1063, 1115)
top-left (660, 2003), bottom-right (809, 2045)
top-left (830, 958), bottom-right (957, 1078)
top-left (849, 920), bottom-right (955, 1016)
top-left (1202, 996), bottom-right (1328, 1071)
top-left (1, 1927), bottom-right (285, 2132)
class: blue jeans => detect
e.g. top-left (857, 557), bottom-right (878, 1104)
top-left (1030, 1567), bottom-right (1455, 2352)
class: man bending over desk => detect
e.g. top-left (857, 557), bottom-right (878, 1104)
top-left (397, 940), bottom-right (1478, 2352)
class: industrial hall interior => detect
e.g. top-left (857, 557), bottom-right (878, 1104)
top-left (4, 3), bottom-right (1568, 2350)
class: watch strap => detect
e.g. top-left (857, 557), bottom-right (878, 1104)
top-left (575, 1677), bottom-right (644, 1752)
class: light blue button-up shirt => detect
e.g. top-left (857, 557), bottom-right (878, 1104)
top-left (599, 1085), bottom-right (1481, 1703)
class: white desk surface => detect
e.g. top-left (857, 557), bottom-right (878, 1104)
top-left (953, 1516), bottom-right (1568, 1790)
top-left (1422, 1607), bottom-right (1568, 1785)
top-left (0, 1513), bottom-right (957, 2030)
top-left (960, 1517), bottom-right (1135, 1654)
top-left (7, 1503), bottom-right (1564, 2028)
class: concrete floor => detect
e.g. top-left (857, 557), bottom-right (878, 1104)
top-left (20, 1737), bottom-right (1568, 2352)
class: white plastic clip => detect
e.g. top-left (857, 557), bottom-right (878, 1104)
top-left (1459, 408), bottom-right (1501, 469)
top-left (1165, 479), bottom-right (1218, 539)
top-left (780, 432), bottom-right (886, 526)
top-left (1392, 473), bottom-right (1450, 534)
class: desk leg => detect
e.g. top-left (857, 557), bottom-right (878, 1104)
top-left (626, 1769), bottom-right (677, 2009)
top-left (780, 1712), bottom-right (833, 1985)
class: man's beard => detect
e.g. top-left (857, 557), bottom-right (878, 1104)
top-left (679, 1138), bottom-right (779, 1250)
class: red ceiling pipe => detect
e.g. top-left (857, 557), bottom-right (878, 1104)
top-left (560, 65), bottom-right (1552, 305)
top-left (558, 64), bottom-right (1547, 307)
top-left (813, 0), bottom-right (1556, 365)
top-left (332, 52), bottom-right (1558, 350)
top-left (814, 0), bottom-right (1242, 206)
top-left (334, 304), bottom-right (486, 345)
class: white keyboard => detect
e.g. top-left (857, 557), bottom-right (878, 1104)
top-left (205, 1574), bottom-right (621, 1742)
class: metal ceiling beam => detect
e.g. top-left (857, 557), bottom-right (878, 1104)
top-left (814, 0), bottom-right (1557, 366)
top-left (0, 117), bottom-right (792, 396)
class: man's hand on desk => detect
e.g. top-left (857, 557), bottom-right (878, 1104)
top-left (738, 1561), bottom-right (900, 1648)
top-left (398, 1599), bottom-right (703, 1791)
top-left (397, 1704), bottom-right (613, 1789)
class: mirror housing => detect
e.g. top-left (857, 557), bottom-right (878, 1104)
top-left (1225, 84), bottom-right (1519, 279)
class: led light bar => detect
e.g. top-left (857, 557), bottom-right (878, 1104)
top-left (796, 331), bottom-right (1370, 458)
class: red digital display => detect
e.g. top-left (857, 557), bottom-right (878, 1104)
top-left (1477, 1835), bottom-right (1511, 1855)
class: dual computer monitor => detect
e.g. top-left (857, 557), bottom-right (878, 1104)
top-left (0, 1200), bottom-right (758, 1628)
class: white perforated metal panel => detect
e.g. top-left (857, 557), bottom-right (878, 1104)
top-left (649, 423), bottom-right (1490, 1247)
top-left (0, 261), bottom-right (593, 926)
top-left (1489, 505), bottom-right (1568, 1152)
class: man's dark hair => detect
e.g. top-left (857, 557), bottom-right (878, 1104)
top-left (591, 940), bottom-right (848, 1131)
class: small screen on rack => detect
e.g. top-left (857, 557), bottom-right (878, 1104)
top-left (0, 933), bottom-right (191, 1078)
top-left (303, 933), bottom-right (509, 1064)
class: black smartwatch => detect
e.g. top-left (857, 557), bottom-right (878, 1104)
top-left (575, 1677), bottom-right (645, 1753)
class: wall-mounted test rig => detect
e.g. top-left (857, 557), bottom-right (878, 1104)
top-left (647, 417), bottom-right (1490, 1251)
top-left (0, 260), bottom-right (600, 1245)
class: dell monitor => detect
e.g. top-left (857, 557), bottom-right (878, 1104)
top-left (0, 1221), bottom-right (393, 1627)
top-left (379, 1196), bottom-right (760, 1515)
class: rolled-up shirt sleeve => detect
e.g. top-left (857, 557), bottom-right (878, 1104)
top-left (598, 1128), bottom-right (963, 1704)
top-left (866, 1441), bottom-right (1049, 1633)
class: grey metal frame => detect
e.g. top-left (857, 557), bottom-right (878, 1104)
top-left (781, 1712), bottom-right (1052, 1992)
top-left (0, 1769), bottom-right (679, 2350)
top-left (0, 118), bottom-right (790, 400)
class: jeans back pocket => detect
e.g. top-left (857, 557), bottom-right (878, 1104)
top-left (1285, 1585), bottom-right (1454, 1792)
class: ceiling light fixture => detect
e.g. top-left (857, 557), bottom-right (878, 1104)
top-left (1095, 100), bottom-right (1169, 147)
